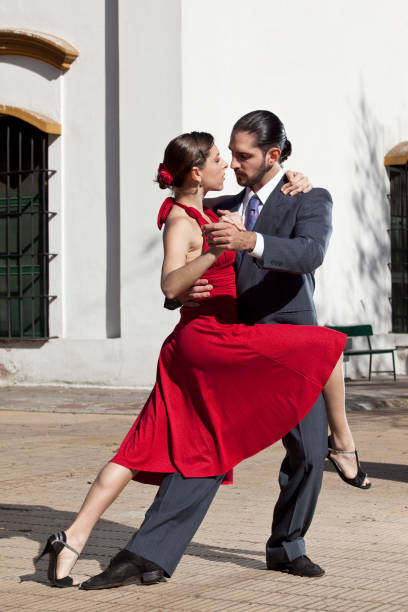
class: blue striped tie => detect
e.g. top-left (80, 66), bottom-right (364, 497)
top-left (245, 195), bottom-right (260, 231)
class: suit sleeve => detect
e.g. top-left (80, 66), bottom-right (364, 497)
top-left (259, 188), bottom-right (333, 274)
top-left (164, 297), bottom-right (182, 310)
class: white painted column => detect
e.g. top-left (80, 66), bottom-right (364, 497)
top-left (118, 0), bottom-right (182, 384)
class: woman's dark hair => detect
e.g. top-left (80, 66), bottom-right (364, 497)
top-left (156, 132), bottom-right (214, 189)
top-left (232, 110), bottom-right (292, 163)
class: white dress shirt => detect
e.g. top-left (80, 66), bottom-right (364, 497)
top-left (238, 167), bottom-right (285, 258)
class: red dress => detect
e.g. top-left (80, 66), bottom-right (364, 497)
top-left (112, 198), bottom-right (346, 485)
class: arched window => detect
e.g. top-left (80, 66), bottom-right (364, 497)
top-left (385, 142), bottom-right (408, 333)
top-left (0, 116), bottom-right (56, 338)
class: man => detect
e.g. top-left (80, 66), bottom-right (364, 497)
top-left (80, 110), bottom-right (330, 589)
top-left (200, 110), bottom-right (332, 577)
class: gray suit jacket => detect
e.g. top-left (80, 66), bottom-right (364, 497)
top-left (222, 178), bottom-right (333, 326)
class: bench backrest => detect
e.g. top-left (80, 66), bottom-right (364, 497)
top-left (327, 325), bottom-right (373, 337)
top-left (327, 325), bottom-right (373, 350)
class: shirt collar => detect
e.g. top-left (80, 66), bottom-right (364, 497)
top-left (242, 167), bottom-right (285, 208)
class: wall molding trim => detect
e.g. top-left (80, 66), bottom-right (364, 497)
top-left (384, 142), bottom-right (408, 166)
top-left (0, 28), bottom-right (78, 71)
top-left (0, 104), bottom-right (61, 134)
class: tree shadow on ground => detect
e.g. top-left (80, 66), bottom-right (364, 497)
top-left (0, 504), bottom-right (265, 586)
top-left (324, 460), bottom-right (408, 483)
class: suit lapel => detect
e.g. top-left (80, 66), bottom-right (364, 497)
top-left (236, 178), bottom-right (287, 275)
top-left (253, 178), bottom-right (287, 233)
top-left (221, 189), bottom-right (246, 213)
top-left (226, 182), bottom-right (286, 271)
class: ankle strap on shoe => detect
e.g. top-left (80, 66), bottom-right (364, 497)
top-left (328, 446), bottom-right (356, 455)
top-left (51, 532), bottom-right (80, 557)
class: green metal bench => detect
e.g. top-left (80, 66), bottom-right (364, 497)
top-left (327, 325), bottom-right (396, 381)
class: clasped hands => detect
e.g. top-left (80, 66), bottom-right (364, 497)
top-left (201, 168), bottom-right (312, 254)
top-left (180, 170), bottom-right (312, 306)
top-left (203, 209), bottom-right (254, 252)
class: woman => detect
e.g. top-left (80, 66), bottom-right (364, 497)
top-left (37, 132), bottom-right (366, 587)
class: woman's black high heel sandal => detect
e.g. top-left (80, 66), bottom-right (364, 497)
top-left (35, 531), bottom-right (80, 587)
top-left (327, 436), bottom-right (371, 489)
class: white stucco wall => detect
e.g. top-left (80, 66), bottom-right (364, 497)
top-left (0, 0), bottom-right (407, 385)
top-left (0, 0), bottom-right (109, 339)
top-left (0, 0), bottom-right (182, 385)
top-left (117, 0), bottom-right (182, 383)
top-left (180, 0), bottom-right (408, 334)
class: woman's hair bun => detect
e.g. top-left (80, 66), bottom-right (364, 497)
top-left (156, 163), bottom-right (174, 189)
top-left (156, 171), bottom-right (170, 189)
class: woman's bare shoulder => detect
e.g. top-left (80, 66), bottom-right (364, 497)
top-left (163, 206), bottom-right (203, 255)
top-left (163, 207), bottom-right (197, 240)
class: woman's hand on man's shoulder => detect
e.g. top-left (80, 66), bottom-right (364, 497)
top-left (282, 171), bottom-right (313, 196)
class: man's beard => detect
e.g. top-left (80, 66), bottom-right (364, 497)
top-left (238, 158), bottom-right (269, 188)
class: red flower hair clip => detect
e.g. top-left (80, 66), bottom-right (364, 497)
top-left (158, 163), bottom-right (174, 186)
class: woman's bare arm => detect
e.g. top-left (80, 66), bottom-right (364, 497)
top-left (161, 216), bottom-right (223, 300)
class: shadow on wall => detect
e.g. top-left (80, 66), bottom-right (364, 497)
top-left (0, 56), bottom-right (60, 81)
top-left (348, 93), bottom-right (391, 331)
top-left (322, 92), bottom-right (393, 377)
top-left (346, 93), bottom-right (393, 377)
top-left (351, 93), bottom-right (390, 327)
top-left (105, 0), bottom-right (121, 338)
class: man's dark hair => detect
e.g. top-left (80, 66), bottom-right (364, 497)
top-left (232, 110), bottom-right (292, 162)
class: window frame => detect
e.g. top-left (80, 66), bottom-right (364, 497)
top-left (0, 116), bottom-right (57, 339)
top-left (389, 163), bottom-right (408, 333)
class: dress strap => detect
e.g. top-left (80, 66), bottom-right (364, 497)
top-left (157, 197), bottom-right (175, 229)
top-left (157, 197), bottom-right (218, 229)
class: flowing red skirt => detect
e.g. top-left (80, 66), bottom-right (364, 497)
top-left (112, 300), bottom-right (346, 485)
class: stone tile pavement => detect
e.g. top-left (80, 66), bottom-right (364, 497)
top-left (0, 379), bottom-right (407, 611)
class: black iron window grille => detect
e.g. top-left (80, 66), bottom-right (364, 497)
top-left (389, 164), bottom-right (408, 333)
top-left (0, 116), bottom-right (56, 338)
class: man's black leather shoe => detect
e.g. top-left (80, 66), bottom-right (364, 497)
top-left (266, 554), bottom-right (325, 577)
top-left (80, 550), bottom-right (166, 590)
